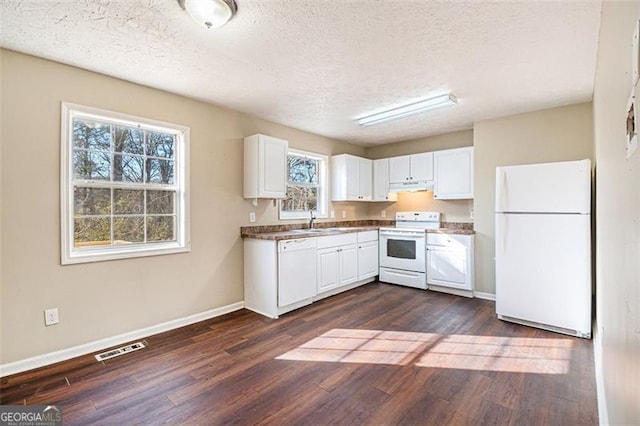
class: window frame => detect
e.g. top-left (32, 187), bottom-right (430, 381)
top-left (279, 149), bottom-right (328, 220)
top-left (60, 102), bottom-right (190, 265)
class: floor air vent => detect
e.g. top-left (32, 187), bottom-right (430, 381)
top-left (95, 341), bottom-right (146, 362)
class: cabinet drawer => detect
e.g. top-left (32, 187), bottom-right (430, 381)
top-left (357, 230), bottom-right (378, 243)
top-left (426, 233), bottom-right (471, 247)
top-left (317, 233), bottom-right (357, 249)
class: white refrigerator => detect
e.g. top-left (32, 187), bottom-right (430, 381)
top-left (495, 159), bottom-right (592, 338)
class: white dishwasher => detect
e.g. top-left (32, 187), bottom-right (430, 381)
top-left (278, 238), bottom-right (317, 307)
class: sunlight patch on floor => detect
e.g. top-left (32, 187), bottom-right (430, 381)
top-left (276, 328), bottom-right (438, 365)
top-left (415, 334), bottom-right (573, 374)
top-left (276, 329), bottom-right (574, 374)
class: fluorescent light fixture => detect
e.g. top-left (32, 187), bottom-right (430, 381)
top-left (356, 93), bottom-right (457, 127)
top-left (178, 0), bottom-right (238, 29)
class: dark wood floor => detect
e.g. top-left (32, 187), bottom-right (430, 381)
top-left (1, 282), bottom-right (598, 425)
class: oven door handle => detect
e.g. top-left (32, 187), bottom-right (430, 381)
top-left (380, 231), bottom-right (426, 238)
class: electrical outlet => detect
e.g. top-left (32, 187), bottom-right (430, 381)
top-left (381, 210), bottom-right (386, 218)
top-left (44, 308), bottom-right (59, 326)
top-left (470, 209), bottom-right (475, 219)
top-left (342, 210), bottom-right (346, 218)
top-left (330, 210), bottom-right (335, 218)
top-left (249, 212), bottom-right (256, 223)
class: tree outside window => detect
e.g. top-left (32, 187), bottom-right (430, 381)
top-left (280, 150), bottom-right (327, 219)
top-left (61, 103), bottom-right (190, 264)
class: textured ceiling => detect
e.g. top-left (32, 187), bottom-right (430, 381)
top-left (0, 0), bottom-right (602, 146)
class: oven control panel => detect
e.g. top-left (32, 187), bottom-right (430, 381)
top-left (395, 211), bottom-right (441, 222)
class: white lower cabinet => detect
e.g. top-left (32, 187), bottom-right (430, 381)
top-left (244, 237), bottom-right (318, 318)
top-left (357, 231), bottom-right (379, 280)
top-left (426, 233), bottom-right (474, 296)
top-left (317, 248), bottom-right (339, 293)
top-left (245, 230), bottom-right (379, 319)
top-left (317, 233), bottom-right (358, 294)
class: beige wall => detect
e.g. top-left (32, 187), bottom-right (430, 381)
top-left (473, 103), bottom-right (594, 294)
top-left (0, 49), bottom-right (368, 364)
top-left (592, 2), bottom-right (640, 424)
top-left (366, 130), bottom-right (473, 159)
top-left (241, 117), bottom-right (369, 226)
top-left (366, 130), bottom-right (474, 223)
top-left (0, 50), bottom-right (3, 365)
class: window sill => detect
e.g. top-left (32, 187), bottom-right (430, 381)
top-left (278, 213), bottom-right (328, 221)
top-left (62, 243), bottom-right (190, 265)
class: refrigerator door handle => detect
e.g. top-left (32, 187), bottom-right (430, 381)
top-left (497, 214), bottom-right (506, 254)
top-left (496, 168), bottom-right (507, 212)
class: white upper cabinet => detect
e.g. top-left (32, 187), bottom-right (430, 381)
top-left (243, 134), bottom-right (288, 199)
top-left (433, 147), bottom-right (474, 200)
top-left (389, 152), bottom-right (434, 183)
top-left (372, 158), bottom-right (397, 202)
top-left (388, 155), bottom-right (410, 183)
top-left (331, 154), bottom-right (372, 201)
top-left (410, 152), bottom-right (434, 181)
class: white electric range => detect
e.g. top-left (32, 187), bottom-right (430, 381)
top-left (379, 211), bottom-right (441, 289)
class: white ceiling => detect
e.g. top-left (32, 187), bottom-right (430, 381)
top-left (0, 0), bottom-right (602, 146)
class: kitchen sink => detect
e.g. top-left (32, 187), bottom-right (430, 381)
top-left (290, 227), bottom-right (351, 234)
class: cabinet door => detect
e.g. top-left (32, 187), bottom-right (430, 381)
top-left (373, 159), bottom-right (397, 202)
top-left (426, 246), bottom-right (471, 290)
top-left (389, 156), bottom-right (411, 183)
top-left (358, 241), bottom-right (379, 280)
top-left (358, 158), bottom-right (372, 200)
top-left (345, 155), bottom-right (360, 200)
top-left (434, 147), bottom-right (474, 200)
top-left (410, 152), bottom-right (434, 181)
top-left (332, 154), bottom-right (370, 201)
top-left (339, 244), bottom-right (359, 286)
top-left (317, 248), bottom-right (339, 293)
top-left (259, 135), bottom-right (288, 198)
top-left (244, 134), bottom-right (287, 199)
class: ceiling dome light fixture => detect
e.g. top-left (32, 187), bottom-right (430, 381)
top-left (178, 0), bottom-right (238, 29)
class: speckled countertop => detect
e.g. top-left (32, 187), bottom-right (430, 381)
top-left (242, 225), bottom-right (380, 240)
top-left (426, 228), bottom-right (473, 236)
top-left (241, 220), bottom-right (474, 240)
top-left (429, 222), bottom-right (475, 235)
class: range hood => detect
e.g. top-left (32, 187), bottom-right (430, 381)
top-left (388, 180), bottom-right (434, 193)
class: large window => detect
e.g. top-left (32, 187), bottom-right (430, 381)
top-left (61, 103), bottom-right (189, 264)
top-left (279, 149), bottom-right (327, 220)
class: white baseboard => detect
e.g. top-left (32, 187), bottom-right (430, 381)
top-left (0, 301), bottom-right (245, 378)
top-left (474, 291), bottom-right (496, 301)
top-left (593, 320), bottom-right (609, 425)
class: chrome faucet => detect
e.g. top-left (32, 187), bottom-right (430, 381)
top-left (309, 210), bottom-right (316, 229)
